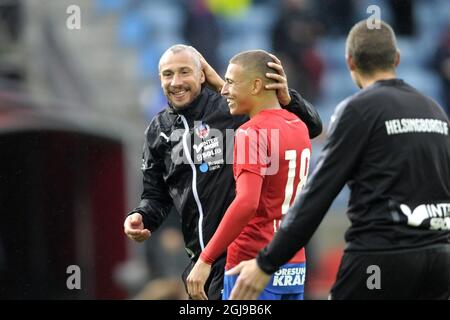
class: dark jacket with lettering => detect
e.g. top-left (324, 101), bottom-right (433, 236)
top-left (131, 86), bottom-right (322, 260)
top-left (258, 79), bottom-right (450, 274)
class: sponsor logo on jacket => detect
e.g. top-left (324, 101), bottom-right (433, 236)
top-left (194, 122), bottom-right (210, 139)
top-left (400, 203), bottom-right (450, 230)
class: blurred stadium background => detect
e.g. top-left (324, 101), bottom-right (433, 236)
top-left (0, 0), bottom-right (449, 299)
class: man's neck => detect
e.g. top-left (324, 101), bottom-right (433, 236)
top-left (358, 70), bottom-right (397, 89)
top-left (248, 95), bottom-right (281, 118)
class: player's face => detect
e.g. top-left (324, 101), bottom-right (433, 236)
top-left (221, 63), bottom-right (253, 115)
top-left (159, 51), bottom-right (205, 109)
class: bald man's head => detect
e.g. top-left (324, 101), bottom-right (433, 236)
top-left (158, 44), bottom-right (205, 109)
top-left (158, 44), bottom-right (201, 73)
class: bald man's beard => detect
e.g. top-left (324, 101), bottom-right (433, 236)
top-left (164, 85), bottom-right (201, 109)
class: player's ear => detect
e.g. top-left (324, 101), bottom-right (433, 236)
top-left (200, 70), bottom-right (206, 84)
top-left (394, 50), bottom-right (400, 67)
top-left (252, 78), bottom-right (263, 95)
top-left (346, 54), bottom-right (357, 71)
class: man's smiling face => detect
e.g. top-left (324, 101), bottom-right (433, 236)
top-left (159, 50), bottom-right (205, 109)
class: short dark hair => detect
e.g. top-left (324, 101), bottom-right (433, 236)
top-left (346, 20), bottom-right (399, 75)
top-left (229, 50), bottom-right (276, 84)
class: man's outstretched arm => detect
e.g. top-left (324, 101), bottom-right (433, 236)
top-left (124, 123), bottom-right (173, 242)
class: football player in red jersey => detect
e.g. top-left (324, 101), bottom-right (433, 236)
top-left (187, 50), bottom-right (312, 300)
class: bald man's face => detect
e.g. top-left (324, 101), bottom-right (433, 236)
top-left (221, 63), bottom-right (253, 115)
top-left (159, 51), bottom-right (205, 109)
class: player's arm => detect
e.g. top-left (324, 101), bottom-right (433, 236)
top-left (186, 170), bottom-right (263, 299)
top-left (203, 170), bottom-right (263, 263)
top-left (228, 102), bottom-right (369, 300)
top-left (265, 53), bottom-right (322, 139)
top-left (124, 124), bottom-right (173, 242)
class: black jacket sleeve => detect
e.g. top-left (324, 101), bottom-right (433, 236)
top-left (128, 123), bottom-right (173, 232)
top-left (282, 89), bottom-right (323, 139)
top-left (257, 100), bottom-right (369, 274)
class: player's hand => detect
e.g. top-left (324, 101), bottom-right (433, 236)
top-left (124, 213), bottom-right (151, 242)
top-left (190, 46), bottom-right (225, 92)
top-left (265, 53), bottom-right (291, 106)
top-left (186, 258), bottom-right (211, 300)
top-left (226, 259), bottom-right (270, 300)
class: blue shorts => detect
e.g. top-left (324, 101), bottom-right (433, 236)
top-left (223, 262), bottom-right (306, 300)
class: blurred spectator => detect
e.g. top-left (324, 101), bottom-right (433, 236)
top-left (432, 21), bottom-right (450, 117)
top-left (134, 226), bottom-right (189, 299)
top-left (388, 0), bottom-right (416, 37)
top-left (313, 0), bottom-right (356, 37)
top-left (205, 0), bottom-right (251, 18)
top-left (305, 246), bottom-right (342, 300)
top-left (135, 214), bottom-right (190, 300)
top-left (135, 233), bottom-right (188, 299)
top-left (271, 0), bottom-right (324, 103)
top-left (0, 0), bottom-right (24, 86)
top-left (0, 0), bottom-right (22, 43)
top-left (183, 0), bottom-right (221, 71)
top-left (146, 225), bottom-right (189, 280)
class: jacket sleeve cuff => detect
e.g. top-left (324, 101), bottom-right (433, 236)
top-left (256, 248), bottom-right (280, 275)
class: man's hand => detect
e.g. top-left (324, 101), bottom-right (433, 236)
top-left (226, 259), bottom-right (271, 300)
top-left (190, 46), bottom-right (225, 92)
top-left (124, 213), bottom-right (151, 242)
top-left (265, 53), bottom-right (291, 106)
top-left (186, 258), bottom-right (211, 300)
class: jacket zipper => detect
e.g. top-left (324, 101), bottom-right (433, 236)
top-left (180, 115), bottom-right (206, 250)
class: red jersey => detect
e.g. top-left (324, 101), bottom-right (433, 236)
top-left (200, 109), bottom-right (311, 269)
